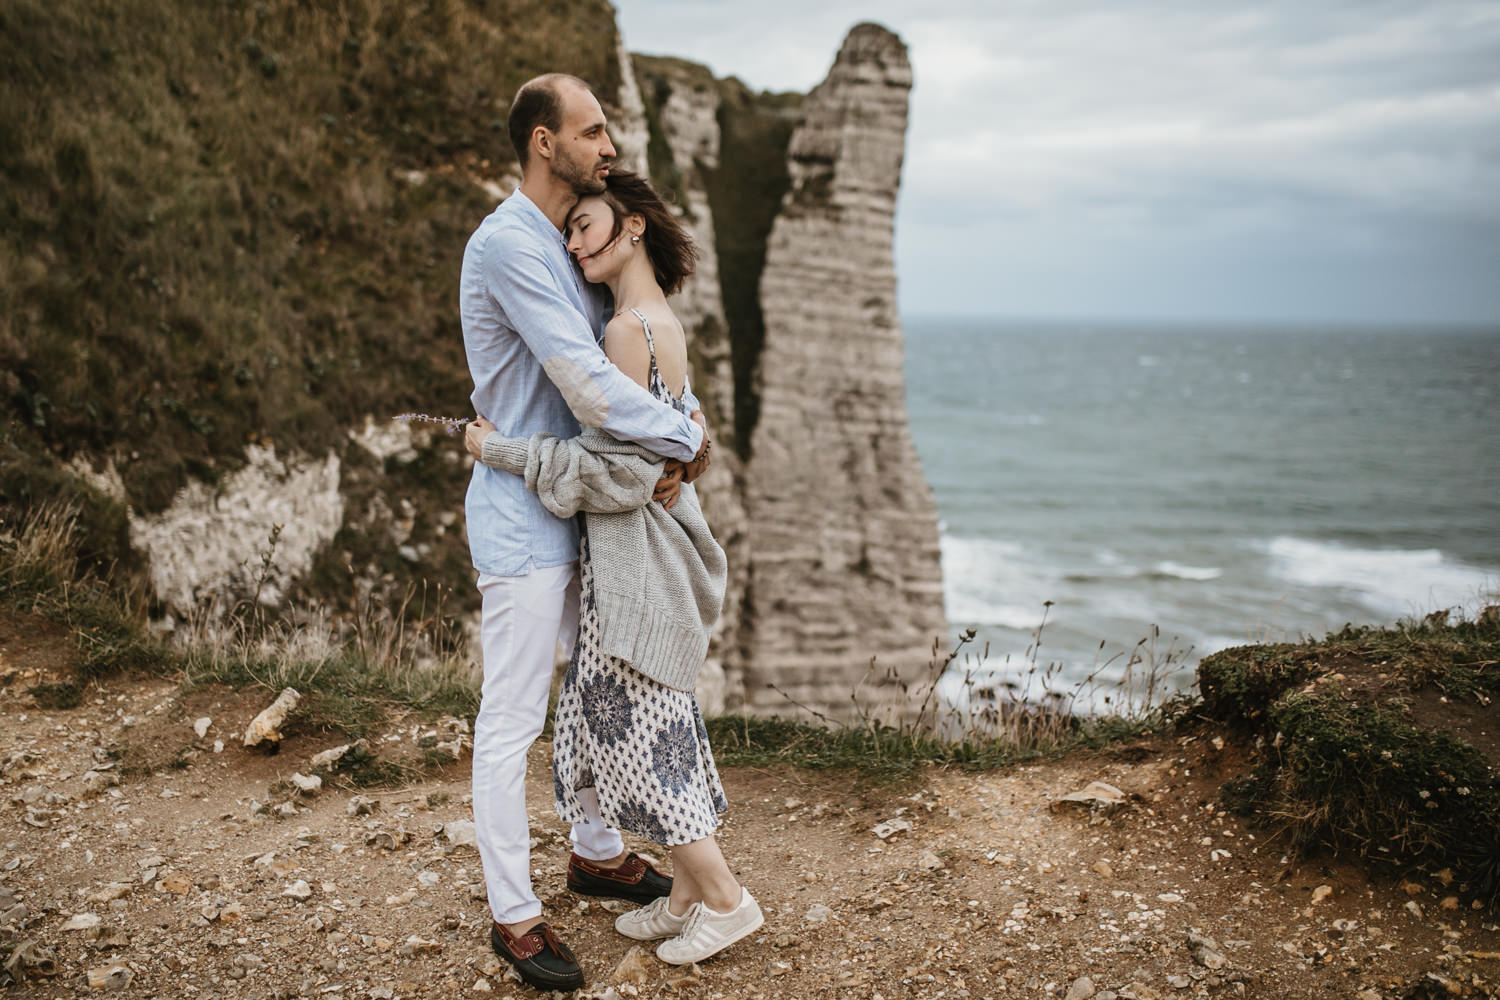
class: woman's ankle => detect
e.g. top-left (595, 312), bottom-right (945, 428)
top-left (702, 885), bottom-right (743, 914)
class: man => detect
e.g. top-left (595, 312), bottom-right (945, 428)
top-left (458, 73), bottom-right (711, 991)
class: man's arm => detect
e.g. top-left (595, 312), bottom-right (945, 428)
top-left (484, 239), bottom-right (705, 463)
top-left (474, 425), bottom-right (663, 519)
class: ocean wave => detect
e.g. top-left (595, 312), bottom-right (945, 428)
top-left (940, 535), bottom-right (1051, 630)
top-left (946, 600), bottom-right (1048, 631)
top-left (1061, 549), bottom-right (1136, 584)
top-left (1264, 536), bottom-right (1499, 620)
top-left (1066, 559), bottom-right (1220, 583)
top-left (940, 534), bottom-right (1025, 566)
top-left (1151, 561), bottom-right (1223, 582)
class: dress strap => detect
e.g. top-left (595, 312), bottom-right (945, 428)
top-left (627, 308), bottom-right (661, 381)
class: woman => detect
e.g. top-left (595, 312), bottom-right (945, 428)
top-left (464, 170), bottom-right (762, 965)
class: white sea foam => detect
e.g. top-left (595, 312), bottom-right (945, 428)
top-left (946, 600), bottom-right (1049, 631)
top-left (1153, 561), bottom-right (1223, 581)
top-left (1264, 536), bottom-right (1499, 621)
top-left (1085, 548), bottom-right (1141, 578)
top-left (940, 535), bottom-right (1051, 630)
top-left (1069, 556), bottom-right (1219, 583)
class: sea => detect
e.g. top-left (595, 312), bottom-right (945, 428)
top-left (902, 318), bottom-right (1500, 710)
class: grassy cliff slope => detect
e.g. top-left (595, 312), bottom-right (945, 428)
top-left (0, 0), bottom-right (624, 592)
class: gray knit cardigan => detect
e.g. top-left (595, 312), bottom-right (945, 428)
top-left (479, 428), bottom-right (726, 691)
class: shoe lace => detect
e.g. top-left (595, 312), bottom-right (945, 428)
top-left (636, 896), bottom-right (670, 924)
top-left (677, 902), bottom-right (709, 942)
top-left (536, 923), bottom-right (577, 963)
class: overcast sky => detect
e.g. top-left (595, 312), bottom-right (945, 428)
top-left (615, 1), bottom-right (1500, 325)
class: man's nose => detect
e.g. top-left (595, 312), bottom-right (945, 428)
top-left (601, 132), bottom-right (617, 160)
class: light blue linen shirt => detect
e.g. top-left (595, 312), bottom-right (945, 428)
top-left (459, 190), bottom-right (704, 577)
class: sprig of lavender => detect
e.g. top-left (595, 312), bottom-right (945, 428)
top-left (393, 412), bottom-right (472, 436)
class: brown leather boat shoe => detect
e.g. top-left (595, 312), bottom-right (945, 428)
top-left (565, 851), bottom-right (672, 906)
top-left (489, 920), bottom-right (584, 992)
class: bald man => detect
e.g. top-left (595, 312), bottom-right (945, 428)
top-left (458, 73), bottom-right (711, 991)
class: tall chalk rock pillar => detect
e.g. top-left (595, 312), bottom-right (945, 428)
top-left (743, 23), bottom-right (947, 718)
top-left (630, 54), bottom-right (750, 714)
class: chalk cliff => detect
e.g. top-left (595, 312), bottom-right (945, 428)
top-left (738, 24), bottom-right (948, 716)
top-left (636, 26), bottom-right (947, 718)
top-left (629, 55), bottom-right (750, 714)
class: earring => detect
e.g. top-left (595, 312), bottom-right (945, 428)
top-left (630, 235), bottom-right (640, 244)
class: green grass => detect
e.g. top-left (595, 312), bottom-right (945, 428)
top-left (1202, 615), bottom-right (1500, 905)
top-left (1268, 693), bottom-right (1498, 889)
top-left (702, 626), bottom-right (1194, 785)
top-left (704, 709), bottom-right (1180, 787)
top-left (0, 499), bottom-right (171, 679)
top-left (1201, 620), bottom-right (1500, 722)
top-left (3, 500), bottom-right (477, 791)
top-left (1, 0), bottom-right (627, 506)
top-left (176, 595), bottom-right (481, 735)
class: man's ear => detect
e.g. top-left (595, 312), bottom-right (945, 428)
top-left (532, 126), bottom-right (553, 162)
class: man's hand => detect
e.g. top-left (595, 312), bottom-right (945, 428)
top-left (682, 410), bottom-right (711, 485)
top-left (653, 461), bottom-right (684, 510)
top-left (465, 415), bottom-right (496, 462)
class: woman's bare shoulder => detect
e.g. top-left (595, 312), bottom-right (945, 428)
top-left (603, 312), bottom-right (652, 388)
top-left (604, 310), bottom-right (645, 339)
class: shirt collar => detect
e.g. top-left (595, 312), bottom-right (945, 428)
top-left (508, 190), bottom-right (567, 247)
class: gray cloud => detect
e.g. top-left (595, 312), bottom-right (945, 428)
top-left (616, 1), bottom-right (1500, 323)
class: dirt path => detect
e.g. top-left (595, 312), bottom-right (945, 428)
top-left (2, 631), bottom-right (1497, 998)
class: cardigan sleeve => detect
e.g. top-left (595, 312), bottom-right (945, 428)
top-left (479, 430), bottom-right (663, 518)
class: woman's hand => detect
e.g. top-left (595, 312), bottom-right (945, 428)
top-left (465, 415), bottom-right (496, 462)
top-left (654, 462), bottom-right (684, 510)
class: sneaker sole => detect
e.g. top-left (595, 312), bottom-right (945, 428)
top-left (615, 916), bottom-right (687, 941)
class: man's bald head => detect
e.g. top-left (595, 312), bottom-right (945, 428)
top-left (508, 73), bottom-right (591, 169)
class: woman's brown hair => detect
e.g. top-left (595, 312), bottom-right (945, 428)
top-left (571, 170), bottom-right (697, 295)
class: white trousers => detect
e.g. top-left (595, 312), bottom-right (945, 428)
top-left (472, 563), bottom-right (625, 925)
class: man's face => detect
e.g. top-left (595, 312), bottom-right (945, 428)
top-left (549, 84), bottom-right (616, 195)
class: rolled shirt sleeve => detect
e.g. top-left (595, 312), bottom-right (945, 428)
top-left (484, 243), bottom-right (703, 463)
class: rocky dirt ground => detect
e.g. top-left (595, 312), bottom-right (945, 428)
top-left (2, 614), bottom-right (1498, 999)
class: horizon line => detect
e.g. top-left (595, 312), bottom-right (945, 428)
top-left (898, 313), bottom-right (1500, 332)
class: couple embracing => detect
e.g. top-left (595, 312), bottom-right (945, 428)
top-left (457, 73), bottom-right (760, 991)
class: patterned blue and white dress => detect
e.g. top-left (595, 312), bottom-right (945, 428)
top-left (551, 309), bottom-right (728, 846)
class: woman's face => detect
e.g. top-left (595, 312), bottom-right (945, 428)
top-left (566, 196), bottom-right (623, 282)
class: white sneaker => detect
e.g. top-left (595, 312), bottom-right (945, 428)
top-left (614, 896), bottom-right (690, 941)
top-left (655, 889), bottom-right (764, 965)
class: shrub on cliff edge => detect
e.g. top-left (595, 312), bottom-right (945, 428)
top-left (1201, 616), bottom-right (1500, 906)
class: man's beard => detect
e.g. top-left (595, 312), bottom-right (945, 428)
top-left (555, 146), bottom-right (607, 195)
